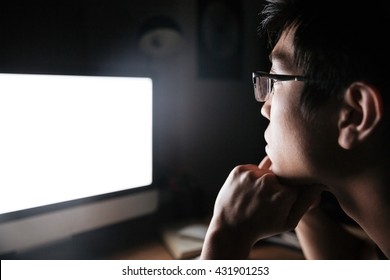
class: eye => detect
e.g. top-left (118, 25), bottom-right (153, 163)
top-left (270, 79), bottom-right (277, 93)
top-left (272, 79), bottom-right (282, 85)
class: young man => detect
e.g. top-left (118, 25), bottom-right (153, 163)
top-left (200, 0), bottom-right (389, 259)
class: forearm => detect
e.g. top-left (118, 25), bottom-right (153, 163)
top-left (296, 208), bottom-right (376, 259)
top-left (200, 219), bottom-right (254, 260)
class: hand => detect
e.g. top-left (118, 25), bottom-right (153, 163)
top-left (213, 156), bottom-right (318, 241)
top-left (201, 156), bottom-right (321, 259)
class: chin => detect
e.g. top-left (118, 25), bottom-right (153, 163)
top-left (269, 162), bottom-right (315, 186)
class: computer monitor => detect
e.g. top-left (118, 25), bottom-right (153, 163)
top-left (0, 73), bottom-right (157, 255)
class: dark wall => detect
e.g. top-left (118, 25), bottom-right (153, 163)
top-left (0, 0), bottom-right (270, 216)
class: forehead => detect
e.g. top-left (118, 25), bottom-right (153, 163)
top-left (269, 28), bottom-right (298, 73)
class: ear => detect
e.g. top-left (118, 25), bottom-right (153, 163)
top-left (338, 82), bottom-right (383, 150)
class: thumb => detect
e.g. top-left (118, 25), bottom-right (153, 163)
top-left (258, 155), bottom-right (272, 170)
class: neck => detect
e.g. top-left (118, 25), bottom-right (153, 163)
top-left (329, 163), bottom-right (390, 258)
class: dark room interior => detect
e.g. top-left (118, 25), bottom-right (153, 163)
top-left (0, 0), bottom-right (283, 259)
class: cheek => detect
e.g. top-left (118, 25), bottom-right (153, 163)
top-left (267, 98), bottom-right (314, 181)
top-left (269, 125), bottom-right (309, 178)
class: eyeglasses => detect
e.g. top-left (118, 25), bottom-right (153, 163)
top-left (252, 71), bottom-right (306, 102)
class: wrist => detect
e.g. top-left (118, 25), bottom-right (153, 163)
top-left (200, 217), bottom-right (254, 259)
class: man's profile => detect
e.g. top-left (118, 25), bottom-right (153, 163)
top-left (200, 0), bottom-right (389, 260)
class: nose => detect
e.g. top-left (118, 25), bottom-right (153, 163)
top-left (261, 99), bottom-right (271, 120)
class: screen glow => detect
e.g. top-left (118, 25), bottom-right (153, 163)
top-left (0, 74), bottom-right (153, 215)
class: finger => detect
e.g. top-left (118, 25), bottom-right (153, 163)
top-left (258, 155), bottom-right (272, 170)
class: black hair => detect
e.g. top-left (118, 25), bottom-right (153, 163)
top-left (258, 0), bottom-right (389, 121)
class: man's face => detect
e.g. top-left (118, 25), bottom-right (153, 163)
top-left (261, 28), bottom-right (337, 184)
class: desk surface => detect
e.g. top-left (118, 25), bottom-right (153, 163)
top-left (109, 239), bottom-right (305, 260)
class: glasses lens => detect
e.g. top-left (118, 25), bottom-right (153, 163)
top-left (254, 76), bottom-right (272, 102)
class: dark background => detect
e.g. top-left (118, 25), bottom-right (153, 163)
top-left (0, 0), bottom-right (271, 258)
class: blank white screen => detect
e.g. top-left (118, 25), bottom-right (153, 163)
top-left (0, 74), bottom-right (153, 215)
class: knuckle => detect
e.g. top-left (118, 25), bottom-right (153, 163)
top-left (259, 172), bottom-right (277, 186)
top-left (233, 165), bottom-right (248, 173)
top-left (231, 165), bottom-right (255, 178)
top-left (261, 172), bottom-right (276, 181)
